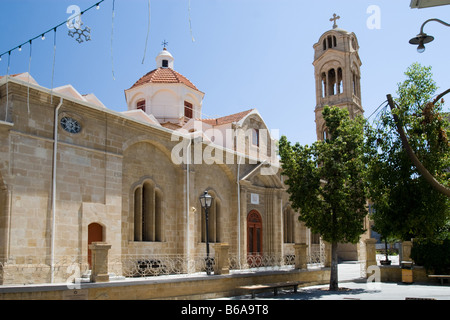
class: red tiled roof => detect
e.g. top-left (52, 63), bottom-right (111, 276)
top-left (201, 109), bottom-right (255, 126)
top-left (128, 68), bottom-right (200, 92)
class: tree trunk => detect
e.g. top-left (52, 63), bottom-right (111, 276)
top-left (329, 241), bottom-right (339, 291)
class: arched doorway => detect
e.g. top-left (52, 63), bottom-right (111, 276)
top-left (88, 223), bottom-right (103, 269)
top-left (247, 210), bottom-right (263, 267)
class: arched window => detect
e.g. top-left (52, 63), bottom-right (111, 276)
top-left (252, 128), bottom-right (260, 147)
top-left (323, 129), bottom-right (329, 141)
top-left (133, 180), bottom-right (163, 242)
top-left (337, 68), bottom-right (343, 94)
top-left (137, 99), bottom-right (146, 112)
top-left (323, 35), bottom-right (337, 51)
top-left (328, 69), bottom-right (336, 96)
top-left (184, 101), bottom-right (193, 120)
top-left (321, 72), bottom-right (327, 98)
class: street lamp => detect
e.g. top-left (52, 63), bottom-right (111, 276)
top-left (409, 18), bottom-right (450, 53)
top-left (199, 190), bottom-right (213, 275)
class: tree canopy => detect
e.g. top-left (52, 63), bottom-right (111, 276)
top-left (364, 63), bottom-right (450, 241)
top-left (279, 106), bottom-right (368, 290)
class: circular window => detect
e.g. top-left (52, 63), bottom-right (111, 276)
top-left (60, 116), bottom-right (82, 134)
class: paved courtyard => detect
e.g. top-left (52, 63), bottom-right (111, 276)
top-left (220, 260), bottom-right (450, 300)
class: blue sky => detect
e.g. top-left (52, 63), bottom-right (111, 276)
top-left (1, 0), bottom-right (449, 145)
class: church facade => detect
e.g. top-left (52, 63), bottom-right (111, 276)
top-left (0, 20), bottom-right (367, 284)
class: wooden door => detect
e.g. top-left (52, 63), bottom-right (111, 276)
top-left (247, 210), bottom-right (262, 267)
top-left (88, 223), bottom-right (103, 269)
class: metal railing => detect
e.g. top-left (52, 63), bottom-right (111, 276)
top-left (0, 250), bottom-right (325, 285)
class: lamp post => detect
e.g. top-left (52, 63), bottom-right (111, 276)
top-left (409, 18), bottom-right (450, 53)
top-left (199, 190), bottom-right (213, 275)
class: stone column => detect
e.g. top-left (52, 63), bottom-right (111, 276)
top-left (293, 243), bottom-right (308, 269)
top-left (239, 186), bottom-right (248, 267)
top-left (365, 238), bottom-right (377, 268)
top-left (213, 243), bottom-right (230, 275)
top-left (402, 241), bottom-right (413, 262)
top-left (89, 242), bottom-right (111, 283)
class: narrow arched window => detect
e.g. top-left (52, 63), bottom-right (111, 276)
top-left (155, 189), bottom-right (163, 242)
top-left (321, 72), bottom-right (327, 98)
top-left (337, 68), bottom-right (343, 94)
top-left (328, 69), bottom-right (336, 96)
top-left (133, 180), bottom-right (163, 242)
top-left (327, 36), bottom-right (332, 49)
top-left (252, 128), bottom-right (260, 147)
top-left (184, 101), bottom-right (193, 120)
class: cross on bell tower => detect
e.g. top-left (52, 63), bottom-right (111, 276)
top-left (312, 17), bottom-right (364, 141)
top-left (330, 13), bottom-right (340, 29)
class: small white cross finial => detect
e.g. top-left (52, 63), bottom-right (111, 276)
top-left (330, 13), bottom-right (340, 29)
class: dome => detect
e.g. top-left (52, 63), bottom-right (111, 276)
top-left (128, 67), bottom-right (201, 92)
top-left (157, 48), bottom-right (173, 59)
top-left (331, 28), bottom-right (350, 35)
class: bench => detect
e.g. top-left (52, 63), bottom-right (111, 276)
top-left (428, 275), bottom-right (450, 285)
top-left (239, 281), bottom-right (304, 299)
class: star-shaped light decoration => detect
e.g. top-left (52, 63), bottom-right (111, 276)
top-left (68, 23), bottom-right (91, 43)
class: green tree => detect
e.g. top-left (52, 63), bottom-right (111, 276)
top-left (364, 63), bottom-right (450, 242)
top-left (279, 106), bottom-right (367, 291)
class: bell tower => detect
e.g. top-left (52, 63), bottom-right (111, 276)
top-left (313, 14), bottom-right (363, 141)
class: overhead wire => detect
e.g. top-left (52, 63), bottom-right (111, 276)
top-left (111, 0), bottom-right (116, 80)
top-left (142, 0), bottom-right (151, 64)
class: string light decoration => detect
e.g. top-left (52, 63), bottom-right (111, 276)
top-left (1, 0), bottom-right (201, 100)
top-left (0, 1), bottom-right (105, 61)
top-left (68, 23), bottom-right (92, 43)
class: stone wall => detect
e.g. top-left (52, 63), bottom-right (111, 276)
top-left (0, 268), bottom-right (330, 300)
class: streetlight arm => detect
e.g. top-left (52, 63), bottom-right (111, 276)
top-left (433, 87), bottom-right (450, 105)
top-left (420, 18), bottom-right (450, 34)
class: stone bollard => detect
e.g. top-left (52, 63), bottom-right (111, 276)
top-left (89, 242), bottom-right (111, 283)
top-left (213, 243), bottom-right (230, 275)
top-left (401, 241), bottom-right (413, 262)
top-left (293, 243), bottom-right (308, 269)
top-left (365, 238), bottom-right (377, 269)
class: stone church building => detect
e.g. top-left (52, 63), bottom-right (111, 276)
top-left (0, 19), bottom-right (369, 284)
